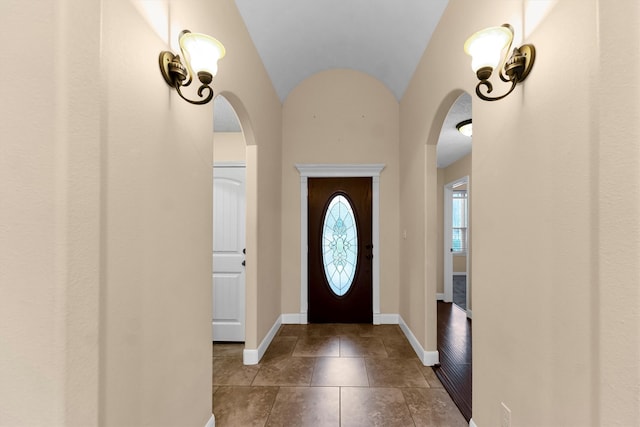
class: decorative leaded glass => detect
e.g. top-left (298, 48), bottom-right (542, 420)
top-left (321, 195), bottom-right (358, 296)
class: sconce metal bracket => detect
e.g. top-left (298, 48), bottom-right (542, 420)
top-left (503, 44), bottom-right (535, 83)
top-left (159, 51), bottom-right (214, 105)
top-left (476, 43), bottom-right (536, 101)
top-left (159, 51), bottom-right (189, 87)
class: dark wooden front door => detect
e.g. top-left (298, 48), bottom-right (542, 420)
top-left (308, 177), bottom-right (373, 323)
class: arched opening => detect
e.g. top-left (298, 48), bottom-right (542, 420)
top-left (211, 94), bottom-right (247, 344)
top-left (438, 92), bottom-right (472, 313)
top-left (428, 91), bottom-right (473, 422)
top-left (211, 93), bottom-right (257, 358)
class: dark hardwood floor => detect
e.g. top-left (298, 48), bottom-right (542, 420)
top-left (434, 301), bottom-right (472, 422)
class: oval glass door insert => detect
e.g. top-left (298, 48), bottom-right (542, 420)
top-left (322, 194), bottom-right (358, 296)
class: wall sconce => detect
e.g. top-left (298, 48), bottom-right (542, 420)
top-left (456, 119), bottom-right (472, 137)
top-left (159, 30), bottom-right (226, 105)
top-left (464, 24), bottom-right (535, 101)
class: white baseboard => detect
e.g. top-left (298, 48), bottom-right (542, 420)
top-left (469, 418), bottom-right (478, 427)
top-left (398, 316), bottom-right (439, 366)
top-left (436, 293), bottom-right (445, 301)
top-left (281, 313), bottom-right (307, 324)
top-left (283, 312), bottom-right (400, 325)
top-left (205, 414), bottom-right (215, 427)
top-left (466, 309), bottom-right (473, 319)
top-left (424, 349), bottom-right (440, 366)
top-left (243, 315), bottom-right (282, 365)
top-left (374, 313), bottom-right (399, 324)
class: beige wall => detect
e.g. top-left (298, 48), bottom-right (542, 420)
top-left (453, 256), bottom-right (467, 273)
top-left (592, 1), bottom-right (640, 422)
top-left (213, 132), bottom-right (246, 163)
top-left (1, 0), bottom-right (281, 425)
top-left (444, 154), bottom-right (471, 185)
top-left (1, 1), bottom-right (102, 424)
top-left (402, 0), bottom-right (640, 425)
top-left (281, 69), bottom-right (400, 316)
top-left (100, 1), bottom-right (217, 423)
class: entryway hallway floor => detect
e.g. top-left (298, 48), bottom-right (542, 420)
top-left (213, 323), bottom-right (467, 426)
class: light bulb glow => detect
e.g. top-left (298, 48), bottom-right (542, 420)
top-left (457, 120), bottom-right (473, 137)
top-left (179, 32), bottom-right (226, 77)
top-left (464, 26), bottom-right (513, 73)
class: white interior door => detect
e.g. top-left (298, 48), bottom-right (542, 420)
top-left (212, 166), bottom-right (246, 341)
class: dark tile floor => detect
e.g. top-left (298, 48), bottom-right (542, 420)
top-left (213, 324), bottom-right (467, 426)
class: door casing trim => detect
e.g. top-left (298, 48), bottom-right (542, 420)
top-left (443, 176), bottom-right (470, 312)
top-left (296, 164), bottom-right (385, 324)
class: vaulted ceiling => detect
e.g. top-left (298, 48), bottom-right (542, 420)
top-left (214, 0), bottom-right (472, 168)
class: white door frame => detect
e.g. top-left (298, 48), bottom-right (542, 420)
top-left (443, 176), bottom-right (470, 312)
top-left (296, 164), bottom-right (385, 324)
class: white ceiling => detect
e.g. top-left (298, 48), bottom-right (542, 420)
top-left (214, 0), bottom-right (472, 168)
top-left (213, 96), bottom-right (242, 133)
top-left (436, 93), bottom-right (472, 168)
top-left (234, 0), bottom-right (449, 102)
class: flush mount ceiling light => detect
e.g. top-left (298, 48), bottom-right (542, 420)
top-left (464, 23), bottom-right (535, 102)
top-left (159, 30), bottom-right (226, 105)
top-left (456, 119), bottom-right (473, 137)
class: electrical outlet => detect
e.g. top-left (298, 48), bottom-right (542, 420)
top-left (501, 402), bottom-right (511, 427)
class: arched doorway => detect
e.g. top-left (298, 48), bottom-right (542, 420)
top-left (438, 93), bottom-right (472, 314)
top-left (212, 95), bottom-right (248, 342)
top-left (432, 92), bottom-right (473, 422)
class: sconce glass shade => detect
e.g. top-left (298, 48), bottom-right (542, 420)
top-left (464, 23), bottom-right (535, 102)
top-left (464, 25), bottom-right (513, 75)
top-left (159, 29), bottom-right (225, 105)
top-left (179, 31), bottom-right (226, 79)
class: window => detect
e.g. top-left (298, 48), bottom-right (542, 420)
top-left (452, 190), bottom-right (468, 253)
top-left (321, 195), bottom-right (358, 296)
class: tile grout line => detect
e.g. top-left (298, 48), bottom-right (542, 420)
top-left (308, 354), bottom-right (318, 387)
top-left (362, 356), bottom-right (370, 387)
top-left (400, 387), bottom-right (418, 427)
top-left (364, 357), bottom-right (372, 388)
top-left (263, 385), bottom-right (280, 427)
top-left (338, 386), bottom-right (342, 427)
